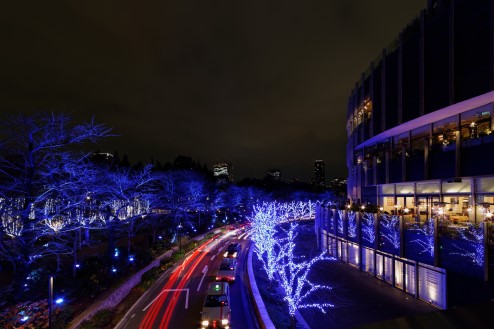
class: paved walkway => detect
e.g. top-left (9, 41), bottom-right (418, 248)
top-left (300, 260), bottom-right (436, 329)
top-left (249, 222), bottom-right (439, 329)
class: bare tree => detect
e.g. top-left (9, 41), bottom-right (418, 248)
top-left (0, 112), bottom-right (110, 296)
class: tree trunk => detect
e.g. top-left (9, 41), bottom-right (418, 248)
top-left (73, 231), bottom-right (78, 278)
top-left (85, 226), bottom-right (90, 243)
top-left (107, 219), bottom-right (115, 270)
top-left (127, 231), bottom-right (131, 255)
top-left (291, 315), bottom-right (296, 329)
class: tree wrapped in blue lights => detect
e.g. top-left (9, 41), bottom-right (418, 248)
top-left (98, 164), bottom-right (156, 260)
top-left (251, 202), bottom-right (280, 280)
top-left (379, 214), bottom-right (400, 250)
top-left (0, 113), bottom-right (111, 295)
top-left (449, 223), bottom-right (484, 266)
top-left (276, 223), bottom-right (335, 328)
top-left (251, 201), bottom-right (336, 328)
top-left (337, 210), bottom-right (344, 235)
top-left (361, 212), bottom-right (376, 244)
top-left (347, 211), bottom-right (357, 238)
top-left (409, 218), bottom-right (435, 257)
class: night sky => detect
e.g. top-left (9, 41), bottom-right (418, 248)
top-left (0, 0), bottom-right (424, 182)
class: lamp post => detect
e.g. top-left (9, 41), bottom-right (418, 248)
top-left (48, 275), bottom-right (53, 329)
top-left (177, 223), bottom-right (183, 251)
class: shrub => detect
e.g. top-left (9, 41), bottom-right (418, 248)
top-left (79, 309), bottom-right (115, 329)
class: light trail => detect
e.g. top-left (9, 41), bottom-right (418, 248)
top-left (139, 237), bottom-right (215, 329)
top-left (159, 249), bottom-right (209, 328)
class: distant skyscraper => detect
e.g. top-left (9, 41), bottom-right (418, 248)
top-left (266, 168), bottom-right (282, 181)
top-left (313, 160), bottom-right (325, 187)
top-left (213, 161), bottom-right (233, 182)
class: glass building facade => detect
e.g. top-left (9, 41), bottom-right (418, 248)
top-left (347, 0), bottom-right (494, 222)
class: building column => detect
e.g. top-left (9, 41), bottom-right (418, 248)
top-left (381, 49), bottom-right (387, 131)
top-left (385, 144), bottom-right (390, 184)
top-left (455, 114), bottom-right (461, 177)
top-left (419, 10), bottom-right (426, 116)
top-left (399, 215), bottom-right (405, 258)
top-left (449, 0), bottom-right (455, 104)
top-left (401, 144), bottom-right (407, 182)
top-left (490, 0), bottom-right (494, 89)
top-left (398, 32), bottom-right (403, 124)
top-left (373, 155), bottom-right (378, 185)
top-left (434, 216), bottom-right (440, 267)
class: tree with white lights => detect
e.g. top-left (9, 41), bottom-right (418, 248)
top-left (276, 223), bottom-right (334, 329)
top-left (250, 201), bottom-right (336, 328)
top-left (251, 202), bottom-right (280, 281)
top-left (277, 202), bottom-right (290, 222)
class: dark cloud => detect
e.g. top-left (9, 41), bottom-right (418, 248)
top-left (0, 0), bottom-right (425, 181)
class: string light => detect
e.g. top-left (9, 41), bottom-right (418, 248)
top-left (449, 224), bottom-right (484, 266)
top-left (409, 218), bottom-right (434, 257)
top-left (276, 223), bottom-right (335, 317)
top-left (251, 202), bottom-right (279, 280)
top-left (347, 211), bottom-right (357, 238)
top-left (337, 210), bottom-right (344, 234)
top-left (379, 214), bottom-right (400, 249)
top-left (251, 202), bottom-right (336, 318)
top-left (361, 212), bottom-right (375, 244)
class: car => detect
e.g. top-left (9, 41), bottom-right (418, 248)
top-left (227, 243), bottom-right (241, 253)
top-left (223, 243), bottom-right (241, 258)
top-left (200, 282), bottom-right (231, 329)
top-left (216, 258), bottom-right (236, 282)
top-left (224, 249), bottom-right (237, 258)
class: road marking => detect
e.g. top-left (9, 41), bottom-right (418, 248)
top-left (211, 255), bottom-right (215, 261)
top-left (142, 289), bottom-right (190, 311)
top-left (197, 266), bottom-right (209, 291)
top-left (131, 314), bottom-right (135, 318)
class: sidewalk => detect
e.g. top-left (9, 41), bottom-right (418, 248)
top-left (301, 260), bottom-right (436, 329)
top-left (248, 221), bottom-right (438, 329)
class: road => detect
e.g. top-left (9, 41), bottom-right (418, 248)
top-left (115, 229), bottom-right (259, 329)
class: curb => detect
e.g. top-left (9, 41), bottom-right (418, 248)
top-left (248, 243), bottom-right (312, 329)
top-left (247, 244), bottom-right (276, 329)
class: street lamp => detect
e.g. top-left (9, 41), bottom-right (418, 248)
top-left (177, 222), bottom-right (183, 251)
top-left (48, 275), bottom-right (53, 329)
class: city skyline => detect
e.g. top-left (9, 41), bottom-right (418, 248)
top-left (0, 0), bottom-right (425, 181)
